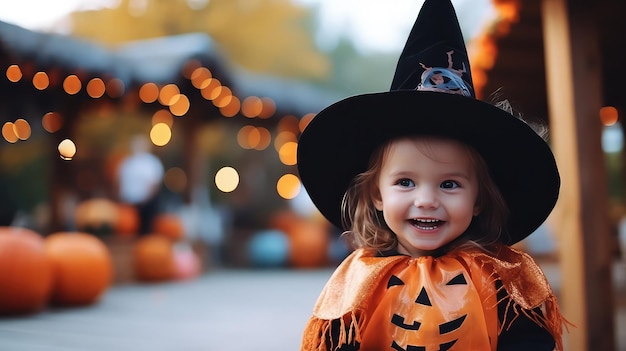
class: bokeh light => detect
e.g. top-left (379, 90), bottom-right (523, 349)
top-left (42, 112), bottom-right (63, 133)
top-left (190, 67), bottom-right (212, 89)
top-left (32, 71), bottom-right (49, 90)
top-left (86, 78), bottom-right (106, 98)
top-left (169, 94), bottom-right (190, 116)
top-left (13, 119), bottom-right (31, 140)
top-left (602, 124), bottom-right (623, 153)
top-left (278, 141), bottom-right (298, 166)
top-left (242, 96), bottom-right (263, 118)
top-left (220, 96), bottom-right (240, 117)
top-left (200, 78), bottom-right (222, 100)
top-left (237, 125), bottom-right (259, 149)
top-left (159, 84), bottom-right (180, 106)
top-left (6, 64), bottom-right (22, 82)
top-left (164, 167), bottom-right (187, 193)
top-left (152, 109), bottom-right (174, 127)
top-left (106, 78), bottom-right (125, 98)
top-left (63, 74), bottom-right (82, 95)
top-left (2, 122), bottom-right (18, 143)
top-left (300, 113), bottom-right (316, 131)
top-left (150, 122), bottom-right (172, 146)
top-left (215, 167), bottom-right (239, 193)
top-left (58, 139), bottom-right (76, 160)
top-left (213, 86), bottom-right (233, 108)
top-left (254, 127), bottom-right (271, 150)
top-left (600, 106), bottom-right (619, 126)
top-left (182, 59), bottom-right (202, 79)
top-left (259, 98), bottom-right (276, 119)
top-left (277, 174), bottom-right (301, 199)
top-left (274, 130), bottom-right (297, 152)
top-left (278, 115), bottom-right (300, 134)
top-left (139, 82), bottom-right (159, 103)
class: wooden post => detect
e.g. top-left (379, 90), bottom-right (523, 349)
top-left (541, 0), bottom-right (615, 350)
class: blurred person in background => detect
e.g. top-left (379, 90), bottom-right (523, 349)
top-left (117, 135), bottom-right (164, 235)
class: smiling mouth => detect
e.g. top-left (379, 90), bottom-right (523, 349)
top-left (409, 218), bottom-right (444, 230)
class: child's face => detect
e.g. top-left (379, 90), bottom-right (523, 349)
top-left (372, 137), bottom-right (480, 256)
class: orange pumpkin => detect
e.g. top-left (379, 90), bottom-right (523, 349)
top-left (133, 234), bottom-right (175, 282)
top-left (287, 220), bottom-right (330, 268)
top-left (115, 204), bottom-right (140, 238)
top-left (268, 210), bottom-right (300, 234)
top-left (45, 232), bottom-right (113, 306)
top-left (0, 227), bottom-right (52, 315)
top-left (74, 198), bottom-right (119, 236)
top-left (151, 213), bottom-right (185, 241)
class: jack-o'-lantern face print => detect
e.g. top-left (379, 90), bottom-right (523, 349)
top-left (388, 272), bottom-right (468, 351)
top-left (360, 257), bottom-right (493, 351)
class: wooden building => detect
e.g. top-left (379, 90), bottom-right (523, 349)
top-left (483, 1), bottom-right (625, 350)
top-left (0, 20), bottom-right (341, 270)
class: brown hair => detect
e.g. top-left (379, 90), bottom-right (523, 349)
top-left (341, 136), bottom-right (509, 254)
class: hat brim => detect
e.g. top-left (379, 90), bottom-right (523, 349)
top-left (297, 90), bottom-right (560, 245)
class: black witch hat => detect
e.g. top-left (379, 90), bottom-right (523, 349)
top-left (296, 0), bottom-right (560, 245)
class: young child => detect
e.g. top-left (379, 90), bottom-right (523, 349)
top-left (296, 0), bottom-right (568, 350)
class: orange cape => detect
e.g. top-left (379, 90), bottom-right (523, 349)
top-left (301, 245), bottom-right (567, 351)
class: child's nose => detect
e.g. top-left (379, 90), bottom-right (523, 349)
top-left (414, 187), bottom-right (439, 209)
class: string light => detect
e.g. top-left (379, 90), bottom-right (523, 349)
top-left (58, 139), bottom-right (76, 160)
top-left (2, 62), bottom-right (322, 198)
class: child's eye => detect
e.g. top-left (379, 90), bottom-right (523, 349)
top-left (441, 180), bottom-right (459, 189)
top-left (397, 178), bottom-right (414, 187)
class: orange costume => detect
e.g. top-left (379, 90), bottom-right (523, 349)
top-left (295, 0), bottom-right (569, 349)
top-left (301, 245), bottom-right (566, 351)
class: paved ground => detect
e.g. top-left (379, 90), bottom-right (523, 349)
top-left (0, 269), bottom-right (329, 351)
top-left (0, 262), bottom-right (624, 351)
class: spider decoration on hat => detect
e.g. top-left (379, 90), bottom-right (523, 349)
top-left (417, 50), bottom-right (471, 97)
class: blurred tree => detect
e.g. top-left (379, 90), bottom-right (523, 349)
top-left (324, 37), bottom-right (399, 96)
top-left (70, 0), bottom-right (330, 80)
top-left (0, 141), bottom-right (49, 222)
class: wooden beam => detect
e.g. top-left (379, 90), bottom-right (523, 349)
top-left (541, 0), bottom-right (615, 350)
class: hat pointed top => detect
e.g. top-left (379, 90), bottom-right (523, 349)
top-left (390, 0), bottom-right (475, 98)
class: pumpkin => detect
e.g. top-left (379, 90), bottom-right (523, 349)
top-left (173, 243), bottom-right (202, 280)
top-left (133, 234), bottom-right (175, 282)
top-left (74, 198), bottom-right (119, 236)
top-left (115, 204), bottom-right (140, 238)
top-left (287, 219), bottom-right (329, 268)
top-left (45, 232), bottom-right (113, 306)
top-left (151, 213), bottom-right (185, 241)
top-left (0, 227), bottom-right (52, 315)
top-left (268, 210), bottom-right (300, 234)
